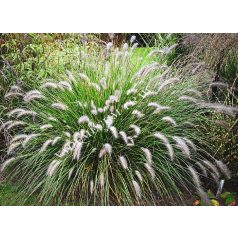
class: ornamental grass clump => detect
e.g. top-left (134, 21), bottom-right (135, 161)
top-left (1, 36), bottom-right (237, 205)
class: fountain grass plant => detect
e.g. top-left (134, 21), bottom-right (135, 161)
top-left (1, 36), bottom-right (237, 205)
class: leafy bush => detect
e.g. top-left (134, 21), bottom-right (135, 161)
top-left (1, 37), bottom-right (236, 205)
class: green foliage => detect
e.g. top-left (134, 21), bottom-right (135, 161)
top-left (196, 189), bottom-right (236, 206)
top-left (0, 183), bottom-right (36, 205)
top-left (1, 39), bottom-right (233, 206)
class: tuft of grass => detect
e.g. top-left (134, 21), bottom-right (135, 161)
top-left (1, 36), bottom-right (237, 205)
top-left (0, 183), bottom-right (36, 205)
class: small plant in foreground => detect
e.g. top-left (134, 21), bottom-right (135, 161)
top-left (1, 36), bottom-right (237, 205)
top-left (194, 190), bottom-right (236, 206)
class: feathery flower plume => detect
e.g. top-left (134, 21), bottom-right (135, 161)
top-left (173, 136), bottom-right (191, 158)
top-left (40, 82), bottom-right (58, 89)
top-left (64, 132), bottom-right (71, 138)
top-left (210, 172), bottom-right (219, 185)
top-left (99, 143), bottom-right (112, 158)
top-left (183, 137), bottom-right (197, 151)
top-left (100, 77), bottom-right (107, 89)
top-left (109, 33), bottom-right (114, 40)
top-left (197, 187), bottom-right (211, 205)
top-left (94, 124), bottom-right (103, 131)
top-left (0, 121), bottom-right (13, 131)
top-left (106, 42), bottom-right (113, 51)
top-left (179, 96), bottom-right (198, 103)
top-left (197, 103), bottom-right (238, 117)
top-left (135, 170), bottom-right (143, 182)
top-left (141, 63), bottom-right (160, 77)
top-left (142, 91), bottom-right (157, 99)
top-left (203, 160), bottom-right (220, 178)
top-left (17, 110), bottom-right (37, 118)
top-left (99, 147), bottom-right (107, 158)
top-left (105, 62), bottom-right (110, 76)
top-left (7, 108), bottom-right (25, 117)
top-left (10, 134), bottom-right (27, 144)
top-left (104, 143), bottom-right (112, 155)
top-left (24, 94), bottom-right (44, 102)
top-left (78, 115), bottom-right (90, 124)
top-left (109, 106), bottom-right (115, 113)
top-left (130, 125), bottom-right (141, 138)
top-left (144, 163), bottom-right (155, 180)
top-left (79, 129), bottom-right (86, 140)
top-left (131, 43), bottom-right (138, 54)
top-left (162, 116), bottom-right (177, 126)
top-left (52, 136), bottom-right (61, 146)
top-left (114, 90), bottom-right (121, 102)
top-left (119, 156), bottom-right (128, 169)
top-left (23, 134), bottom-right (40, 148)
top-left (123, 43), bottom-right (128, 52)
top-left (183, 121), bottom-right (196, 128)
top-left (47, 160), bottom-right (61, 177)
top-left (52, 102), bottom-right (68, 111)
top-left (90, 83), bottom-right (101, 92)
top-left (196, 162), bottom-right (208, 177)
top-left (154, 132), bottom-right (174, 161)
top-left (148, 102), bottom-right (170, 112)
top-left (7, 142), bottom-right (21, 155)
top-left (127, 88), bottom-right (137, 95)
top-left (1, 157), bottom-right (16, 172)
top-left (24, 90), bottom-right (43, 101)
top-left (90, 180), bottom-right (94, 195)
top-left (48, 116), bottom-right (57, 122)
top-left (40, 139), bottom-right (53, 153)
top-left (119, 131), bottom-right (128, 144)
top-left (5, 92), bottom-right (23, 99)
top-left (160, 43), bottom-right (178, 55)
top-left (105, 115), bottom-right (114, 128)
top-left (109, 126), bottom-right (118, 139)
top-left (215, 160), bottom-right (231, 179)
top-left (132, 180), bottom-right (141, 198)
top-left (188, 166), bottom-right (201, 188)
top-left (58, 140), bottom-right (71, 158)
top-left (10, 85), bottom-right (21, 91)
top-left (73, 141), bottom-right (83, 160)
top-left (158, 77), bottom-right (179, 91)
top-left (73, 132), bottom-right (81, 141)
top-left (130, 35), bottom-right (136, 44)
top-left (7, 121), bottom-right (26, 130)
top-left (99, 173), bottom-right (104, 191)
top-left (58, 81), bottom-right (72, 91)
top-left (79, 73), bottom-right (90, 82)
top-left (134, 63), bottom-right (160, 78)
top-left (141, 148), bottom-right (152, 164)
top-left (66, 70), bottom-right (75, 82)
top-left (148, 48), bottom-right (163, 57)
top-left (90, 100), bottom-right (97, 111)
top-left (123, 101), bottom-right (136, 109)
top-left (132, 110), bottom-right (144, 118)
top-left (68, 168), bottom-right (74, 180)
top-left (40, 124), bottom-right (53, 130)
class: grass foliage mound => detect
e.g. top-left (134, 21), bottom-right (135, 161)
top-left (1, 37), bottom-right (236, 205)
